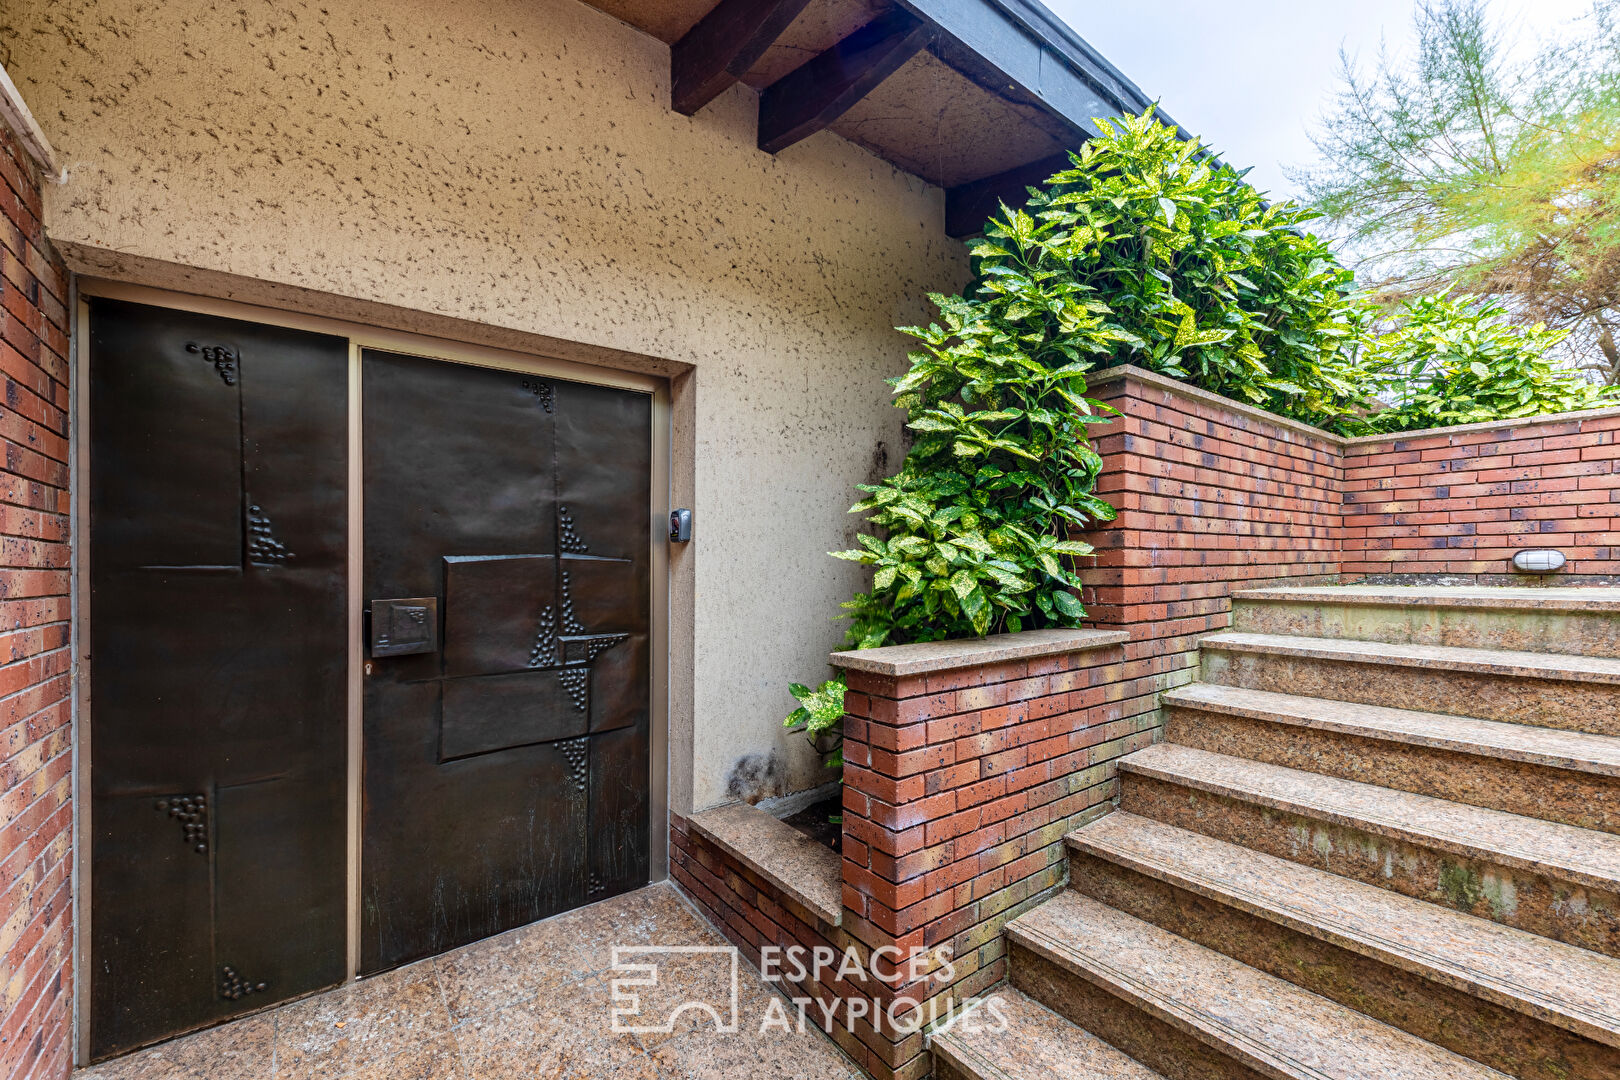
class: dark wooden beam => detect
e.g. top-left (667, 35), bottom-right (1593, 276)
top-left (671, 0), bottom-right (815, 117)
top-left (757, 12), bottom-right (929, 155)
top-left (944, 151), bottom-right (1075, 238)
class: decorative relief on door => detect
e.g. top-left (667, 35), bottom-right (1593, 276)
top-left (186, 341), bottom-right (239, 385)
top-left (528, 606), bottom-right (558, 668)
top-left (218, 965), bottom-right (268, 1001)
top-left (558, 668), bottom-right (589, 713)
top-left (155, 794), bottom-right (209, 855)
top-left (558, 505), bottom-right (588, 554)
top-left (246, 500), bottom-right (293, 567)
top-left (439, 509), bottom-right (633, 757)
top-left (558, 570), bottom-right (587, 634)
top-left (558, 737), bottom-right (589, 791)
top-left (522, 378), bottom-right (555, 413)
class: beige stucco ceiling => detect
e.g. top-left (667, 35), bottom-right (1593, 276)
top-left (581, 0), bottom-right (1085, 191)
top-left (828, 50), bottom-right (1069, 188)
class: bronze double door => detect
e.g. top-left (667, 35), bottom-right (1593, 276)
top-left (88, 299), bottom-right (652, 1060)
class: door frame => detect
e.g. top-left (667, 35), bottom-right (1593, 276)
top-left (70, 278), bottom-right (672, 1061)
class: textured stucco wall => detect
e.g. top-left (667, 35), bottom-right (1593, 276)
top-left (2, 0), bottom-right (969, 810)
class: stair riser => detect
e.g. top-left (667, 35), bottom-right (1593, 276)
top-left (1164, 705), bottom-right (1620, 833)
top-left (929, 1055), bottom-right (974, 1080)
top-left (1008, 944), bottom-right (1263, 1080)
top-left (1121, 772), bottom-right (1620, 958)
top-left (1201, 648), bottom-right (1620, 735)
top-left (1232, 599), bottom-right (1620, 658)
top-left (1068, 850), bottom-right (1619, 1080)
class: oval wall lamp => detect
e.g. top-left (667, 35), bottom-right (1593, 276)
top-left (1511, 549), bottom-right (1567, 574)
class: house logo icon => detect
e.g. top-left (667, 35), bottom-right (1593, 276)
top-left (609, 945), bottom-right (740, 1034)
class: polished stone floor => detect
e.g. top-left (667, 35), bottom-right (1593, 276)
top-left (78, 883), bottom-right (864, 1079)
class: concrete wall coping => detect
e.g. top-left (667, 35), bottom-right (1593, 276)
top-left (1088, 364), bottom-right (1348, 446)
top-left (1088, 363), bottom-right (1620, 449)
top-left (1340, 402), bottom-right (1620, 447)
top-left (686, 803), bottom-right (843, 926)
top-left (830, 628), bottom-right (1129, 677)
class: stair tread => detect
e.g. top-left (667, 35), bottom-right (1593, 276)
top-left (1161, 682), bottom-right (1620, 776)
top-left (1120, 743), bottom-right (1620, 891)
top-left (1071, 811), bottom-right (1620, 1046)
top-left (1201, 631), bottom-right (1620, 683)
top-left (1009, 891), bottom-right (1511, 1080)
top-left (1232, 585), bottom-right (1620, 614)
top-left (928, 985), bottom-right (1167, 1080)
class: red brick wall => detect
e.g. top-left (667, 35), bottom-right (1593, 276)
top-left (0, 119), bottom-right (72, 1080)
top-left (1080, 367), bottom-right (1344, 732)
top-left (1342, 410), bottom-right (1620, 581)
top-left (836, 634), bottom-right (1130, 1080)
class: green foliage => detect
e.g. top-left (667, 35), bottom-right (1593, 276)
top-left (829, 205), bottom-right (1130, 647)
top-left (1351, 291), bottom-right (1620, 433)
top-left (782, 676), bottom-right (848, 770)
top-left (1298, 0), bottom-right (1620, 386)
top-left (1027, 110), bottom-right (1366, 429)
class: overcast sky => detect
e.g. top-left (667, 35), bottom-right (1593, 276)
top-left (1044, 0), bottom-right (1597, 201)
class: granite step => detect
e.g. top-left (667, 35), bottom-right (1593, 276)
top-left (1066, 811), bottom-right (1620, 1078)
top-left (1160, 682), bottom-right (1620, 832)
top-left (1006, 890), bottom-right (1512, 1080)
top-left (1231, 585), bottom-right (1620, 659)
top-left (927, 985), bottom-right (1167, 1080)
top-left (1199, 631), bottom-right (1620, 734)
top-left (1118, 742), bottom-right (1620, 957)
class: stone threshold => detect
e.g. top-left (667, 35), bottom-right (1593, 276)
top-left (830, 627), bottom-right (1129, 677)
top-left (686, 802), bottom-right (842, 927)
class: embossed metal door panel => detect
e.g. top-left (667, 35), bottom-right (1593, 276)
top-left (360, 351), bottom-right (651, 974)
top-left (87, 298), bottom-right (348, 1059)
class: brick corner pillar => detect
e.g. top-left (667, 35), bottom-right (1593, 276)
top-left (0, 112), bottom-right (74, 1080)
top-left (831, 628), bottom-right (1130, 1080)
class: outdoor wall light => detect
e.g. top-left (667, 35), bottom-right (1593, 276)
top-left (1511, 548), bottom-right (1567, 574)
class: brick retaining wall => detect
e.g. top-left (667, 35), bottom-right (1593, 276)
top-left (832, 629), bottom-right (1128, 1080)
top-left (1343, 412), bottom-right (1620, 581)
top-left (1079, 366), bottom-right (1345, 739)
top-left (0, 118), bottom-right (73, 1080)
top-left (670, 630), bottom-right (1129, 1080)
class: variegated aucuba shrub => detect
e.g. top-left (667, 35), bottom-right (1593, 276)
top-left (788, 107), bottom-right (1358, 769)
top-left (830, 264), bottom-right (1127, 647)
top-left (783, 212), bottom-right (1124, 769)
top-left (783, 203), bottom-right (1128, 766)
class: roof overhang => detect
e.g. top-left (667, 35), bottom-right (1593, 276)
top-left (583, 0), bottom-right (1176, 237)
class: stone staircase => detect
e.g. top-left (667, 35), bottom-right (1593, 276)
top-left (930, 585), bottom-right (1620, 1080)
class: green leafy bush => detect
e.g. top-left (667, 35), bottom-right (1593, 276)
top-left (782, 676), bottom-right (848, 770)
top-left (1031, 111), bottom-right (1366, 429)
top-left (1351, 291), bottom-right (1620, 433)
top-left (828, 213), bottom-right (1133, 647)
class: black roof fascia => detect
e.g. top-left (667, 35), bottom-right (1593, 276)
top-left (893, 0), bottom-right (1181, 141)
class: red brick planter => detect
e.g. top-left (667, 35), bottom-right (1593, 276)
top-left (669, 629), bottom-right (1128, 1080)
top-left (833, 628), bottom-right (1128, 1080)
